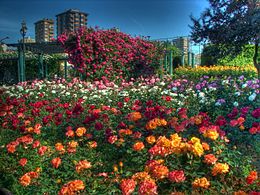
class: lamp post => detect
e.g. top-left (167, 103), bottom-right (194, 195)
top-left (20, 20), bottom-right (27, 82)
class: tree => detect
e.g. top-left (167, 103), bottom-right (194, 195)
top-left (201, 44), bottom-right (258, 66)
top-left (190, 0), bottom-right (260, 77)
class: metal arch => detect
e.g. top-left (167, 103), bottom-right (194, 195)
top-left (7, 42), bottom-right (65, 54)
top-left (3, 41), bottom-right (68, 83)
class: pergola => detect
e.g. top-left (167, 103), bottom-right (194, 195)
top-left (6, 41), bottom-right (69, 82)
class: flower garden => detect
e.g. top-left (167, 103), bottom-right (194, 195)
top-left (0, 29), bottom-right (259, 195)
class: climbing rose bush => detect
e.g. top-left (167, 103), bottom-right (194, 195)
top-left (58, 27), bottom-right (162, 81)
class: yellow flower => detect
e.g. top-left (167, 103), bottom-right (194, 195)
top-left (56, 179), bottom-right (62, 184)
top-left (192, 142), bottom-right (204, 157)
top-left (75, 127), bottom-right (86, 137)
top-left (157, 136), bottom-right (171, 148)
top-left (203, 129), bottom-right (219, 140)
top-left (119, 161), bottom-right (123, 167)
top-left (132, 171), bottom-right (151, 183)
top-left (212, 163), bottom-right (229, 176)
top-left (159, 119), bottom-right (167, 126)
top-left (192, 177), bottom-right (210, 189)
top-left (146, 135), bottom-right (156, 144)
top-left (190, 137), bottom-right (200, 144)
top-left (68, 140), bottom-right (78, 148)
top-left (113, 165), bottom-right (118, 172)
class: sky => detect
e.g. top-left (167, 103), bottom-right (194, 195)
top-left (0, 0), bottom-right (209, 52)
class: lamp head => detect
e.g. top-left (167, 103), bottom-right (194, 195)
top-left (20, 20), bottom-right (27, 36)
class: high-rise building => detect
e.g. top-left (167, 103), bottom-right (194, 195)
top-left (56, 9), bottom-right (88, 36)
top-left (35, 19), bottom-right (54, 43)
top-left (172, 37), bottom-right (190, 54)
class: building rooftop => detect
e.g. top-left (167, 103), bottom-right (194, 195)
top-left (35, 18), bottom-right (54, 25)
top-left (56, 9), bottom-right (89, 17)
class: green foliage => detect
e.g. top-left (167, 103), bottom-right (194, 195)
top-left (0, 52), bottom-right (66, 84)
top-left (201, 44), bottom-right (260, 67)
top-left (190, 0), bottom-right (260, 74)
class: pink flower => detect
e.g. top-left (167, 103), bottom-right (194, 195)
top-left (120, 179), bottom-right (136, 195)
top-left (38, 146), bottom-right (48, 156)
top-left (168, 170), bottom-right (186, 183)
top-left (138, 180), bottom-right (157, 195)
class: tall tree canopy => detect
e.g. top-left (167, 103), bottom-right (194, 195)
top-left (190, 0), bottom-right (260, 76)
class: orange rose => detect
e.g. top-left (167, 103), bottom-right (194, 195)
top-left (146, 119), bottom-right (158, 130)
top-left (192, 177), bottom-right (210, 189)
top-left (234, 191), bottom-right (247, 195)
top-left (51, 157), bottom-right (62, 168)
top-left (66, 129), bottom-right (74, 137)
top-left (132, 172), bottom-right (151, 183)
top-left (19, 174), bottom-right (31, 186)
top-left (146, 135), bottom-right (156, 144)
top-left (150, 164), bottom-right (169, 179)
top-left (59, 180), bottom-right (85, 195)
top-left (212, 163), bottom-right (229, 176)
top-left (69, 180), bottom-right (85, 191)
top-left (88, 141), bottom-right (97, 148)
top-left (204, 154), bottom-right (218, 165)
top-left (75, 160), bottom-right (92, 173)
top-left (203, 129), bottom-right (219, 140)
top-left (133, 141), bottom-right (145, 151)
top-left (55, 143), bottom-right (65, 153)
top-left (202, 142), bottom-right (210, 151)
top-left (246, 171), bottom-right (258, 184)
top-left (159, 119), bottom-right (167, 126)
top-left (128, 112), bottom-right (142, 122)
top-left (120, 178), bottom-right (136, 195)
top-left (75, 127), bottom-right (86, 137)
top-left (68, 141), bottom-right (78, 148)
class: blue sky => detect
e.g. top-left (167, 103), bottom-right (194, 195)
top-left (0, 0), bottom-right (209, 51)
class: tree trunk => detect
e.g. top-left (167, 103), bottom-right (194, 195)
top-left (253, 42), bottom-right (260, 78)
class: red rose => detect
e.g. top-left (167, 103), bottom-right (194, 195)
top-left (19, 158), bottom-right (28, 167)
top-left (168, 170), bottom-right (186, 183)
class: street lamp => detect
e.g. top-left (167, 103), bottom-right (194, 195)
top-left (20, 20), bottom-right (27, 82)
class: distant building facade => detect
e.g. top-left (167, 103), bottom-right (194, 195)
top-left (172, 37), bottom-right (190, 54)
top-left (35, 19), bottom-right (54, 43)
top-left (19, 37), bottom-right (35, 43)
top-left (56, 9), bottom-right (88, 36)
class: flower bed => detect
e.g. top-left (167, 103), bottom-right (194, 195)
top-left (0, 75), bottom-right (259, 194)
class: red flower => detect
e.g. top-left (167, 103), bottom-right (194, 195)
top-left (215, 116), bottom-right (227, 126)
top-left (252, 108), bottom-right (260, 119)
top-left (168, 170), bottom-right (186, 183)
top-left (38, 146), bottom-right (48, 156)
top-left (246, 171), bottom-right (258, 184)
top-left (138, 180), bottom-right (158, 195)
top-left (19, 158), bottom-right (28, 167)
top-left (95, 122), bottom-right (103, 130)
top-left (108, 135), bottom-right (118, 144)
top-left (230, 120), bottom-right (238, 127)
top-left (51, 157), bottom-right (62, 168)
top-left (120, 178), bottom-right (136, 195)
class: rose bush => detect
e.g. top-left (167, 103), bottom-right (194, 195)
top-left (58, 27), bottom-right (162, 81)
top-left (0, 71), bottom-right (259, 194)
